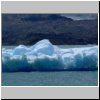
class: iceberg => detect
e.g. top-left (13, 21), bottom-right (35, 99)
top-left (2, 39), bottom-right (98, 72)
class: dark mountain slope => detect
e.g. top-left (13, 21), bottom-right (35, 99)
top-left (2, 14), bottom-right (98, 45)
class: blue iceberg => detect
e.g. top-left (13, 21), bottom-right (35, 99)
top-left (2, 39), bottom-right (98, 72)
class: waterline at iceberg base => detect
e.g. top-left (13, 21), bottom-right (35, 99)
top-left (2, 39), bottom-right (98, 72)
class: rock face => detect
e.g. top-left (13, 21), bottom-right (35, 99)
top-left (2, 14), bottom-right (98, 45)
top-left (2, 39), bottom-right (98, 72)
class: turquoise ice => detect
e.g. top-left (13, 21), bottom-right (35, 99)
top-left (2, 39), bottom-right (98, 72)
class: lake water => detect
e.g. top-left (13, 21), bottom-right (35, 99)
top-left (2, 45), bottom-right (98, 86)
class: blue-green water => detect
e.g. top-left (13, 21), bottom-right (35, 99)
top-left (2, 71), bottom-right (98, 86)
top-left (2, 45), bottom-right (98, 86)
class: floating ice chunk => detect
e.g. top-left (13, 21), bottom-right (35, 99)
top-left (2, 39), bottom-right (98, 72)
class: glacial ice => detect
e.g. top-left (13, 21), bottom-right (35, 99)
top-left (2, 39), bottom-right (98, 72)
